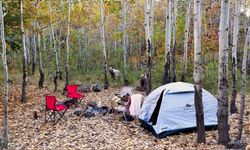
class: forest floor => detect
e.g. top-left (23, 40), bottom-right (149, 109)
top-left (0, 78), bottom-right (249, 150)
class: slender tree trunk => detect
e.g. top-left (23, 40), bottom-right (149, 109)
top-left (99, 0), bottom-right (109, 89)
top-left (0, 1), bottom-right (8, 148)
top-left (57, 27), bottom-right (63, 80)
top-left (230, 0), bottom-right (241, 114)
top-left (193, 0), bottom-right (206, 143)
top-left (64, 0), bottom-right (71, 93)
top-left (236, 26), bottom-right (250, 141)
top-left (25, 33), bottom-right (31, 67)
top-left (150, 0), bottom-right (154, 56)
top-left (145, 0), bottom-right (153, 95)
top-left (38, 27), bottom-right (44, 89)
top-left (163, 0), bottom-right (172, 84)
top-left (137, 37), bottom-right (142, 70)
top-left (122, 0), bottom-right (128, 85)
top-left (171, 0), bottom-right (177, 82)
top-left (181, 0), bottom-right (191, 82)
top-left (217, 0), bottom-right (230, 145)
top-left (48, 0), bottom-right (60, 93)
top-left (77, 28), bottom-right (83, 73)
top-left (20, 0), bottom-right (28, 103)
top-left (31, 23), bottom-right (37, 76)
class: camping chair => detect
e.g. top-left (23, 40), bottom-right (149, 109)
top-left (66, 84), bottom-right (85, 107)
top-left (45, 95), bottom-right (68, 124)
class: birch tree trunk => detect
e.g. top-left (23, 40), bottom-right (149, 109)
top-left (230, 0), bottom-right (241, 114)
top-left (163, 0), bottom-right (172, 84)
top-left (48, 0), bottom-right (60, 93)
top-left (217, 0), bottom-right (230, 145)
top-left (0, 1), bottom-right (8, 148)
top-left (77, 28), bottom-right (83, 73)
top-left (25, 33), bottom-right (31, 67)
top-left (171, 0), bottom-right (177, 82)
top-left (193, 0), bottom-right (205, 143)
top-left (64, 0), bottom-right (71, 92)
top-left (145, 0), bottom-right (153, 95)
top-left (38, 27), bottom-right (44, 89)
top-left (31, 23), bottom-right (37, 76)
top-left (99, 0), bottom-right (109, 89)
top-left (122, 0), bottom-right (128, 85)
top-left (20, 0), bottom-right (28, 103)
top-left (181, 0), bottom-right (191, 82)
top-left (236, 26), bottom-right (250, 141)
top-left (150, 0), bottom-right (154, 56)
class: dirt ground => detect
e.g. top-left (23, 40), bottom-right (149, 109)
top-left (0, 79), bottom-right (249, 149)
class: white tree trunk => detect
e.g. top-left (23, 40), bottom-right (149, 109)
top-left (64, 0), bottom-right (71, 90)
top-left (31, 23), bottom-right (37, 75)
top-left (20, 0), bottom-right (28, 103)
top-left (193, 0), bottom-right (205, 143)
top-left (230, 0), bottom-right (241, 114)
top-left (236, 26), bottom-right (250, 141)
top-left (145, 0), bottom-right (153, 95)
top-left (0, 1), bottom-right (8, 148)
top-left (150, 0), bottom-right (154, 55)
top-left (163, 0), bottom-right (172, 84)
top-left (181, 0), bottom-right (191, 82)
top-left (122, 0), bottom-right (128, 85)
top-left (25, 33), bottom-right (31, 65)
top-left (77, 28), bottom-right (83, 72)
top-left (99, 0), bottom-right (109, 89)
top-left (48, 0), bottom-right (60, 92)
top-left (171, 0), bottom-right (177, 82)
top-left (217, 0), bottom-right (230, 145)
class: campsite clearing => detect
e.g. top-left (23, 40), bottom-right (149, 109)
top-left (0, 80), bottom-right (249, 149)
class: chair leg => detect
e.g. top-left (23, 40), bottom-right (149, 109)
top-left (45, 111), bottom-right (55, 123)
top-left (55, 110), bottom-right (67, 124)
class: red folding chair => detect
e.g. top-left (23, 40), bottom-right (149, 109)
top-left (66, 85), bottom-right (85, 107)
top-left (45, 95), bottom-right (68, 124)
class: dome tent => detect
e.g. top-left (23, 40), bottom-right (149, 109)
top-left (139, 82), bottom-right (217, 138)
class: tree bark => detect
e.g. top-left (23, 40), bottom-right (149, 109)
top-left (145, 0), bottom-right (153, 95)
top-left (99, 0), bottom-right (109, 89)
top-left (25, 33), bottom-right (31, 67)
top-left (171, 0), bottom-right (177, 82)
top-left (0, 1), bottom-right (8, 148)
top-left (64, 0), bottom-right (71, 93)
top-left (230, 0), bottom-right (241, 114)
top-left (217, 0), bottom-right (230, 145)
top-left (20, 0), bottom-right (28, 103)
top-left (31, 23), bottom-right (37, 76)
top-left (77, 28), bottom-right (83, 73)
top-left (38, 26), bottom-right (44, 89)
top-left (236, 26), bottom-right (250, 141)
top-left (181, 0), bottom-right (191, 82)
top-left (193, 0), bottom-right (206, 143)
top-left (122, 0), bottom-right (128, 85)
top-left (163, 0), bottom-right (172, 84)
top-left (48, 0), bottom-right (60, 93)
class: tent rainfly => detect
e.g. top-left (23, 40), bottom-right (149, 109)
top-left (139, 82), bottom-right (218, 138)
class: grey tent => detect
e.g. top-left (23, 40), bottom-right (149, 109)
top-left (139, 82), bottom-right (217, 138)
